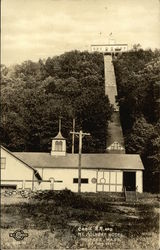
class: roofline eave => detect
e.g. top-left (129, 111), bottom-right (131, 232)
top-left (0, 145), bottom-right (42, 181)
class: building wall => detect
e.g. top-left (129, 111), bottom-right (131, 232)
top-left (97, 170), bottom-right (123, 192)
top-left (1, 148), bottom-right (35, 189)
top-left (1, 147), bottom-right (143, 193)
top-left (34, 168), bottom-right (126, 193)
top-left (35, 168), bottom-right (143, 193)
top-left (35, 168), bottom-right (97, 192)
top-left (91, 44), bottom-right (128, 53)
top-left (136, 171), bottom-right (143, 193)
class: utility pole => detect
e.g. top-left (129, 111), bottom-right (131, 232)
top-left (71, 118), bottom-right (75, 154)
top-left (70, 130), bottom-right (90, 193)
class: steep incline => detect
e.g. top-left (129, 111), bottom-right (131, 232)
top-left (104, 55), bottom-right (125, 153)
top-left (104, 56), bottom-right (118, 111)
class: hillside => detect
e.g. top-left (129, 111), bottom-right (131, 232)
top-left (1, 48), bottom-right (160, 192)
top-left (113, 48), bottom-right (160, 192)
top-left (1, 51), bottom-right (112, 153)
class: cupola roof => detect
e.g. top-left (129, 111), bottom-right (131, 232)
top-left (53, 131), bottom-right (66, 140)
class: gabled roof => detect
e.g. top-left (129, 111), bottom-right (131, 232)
top-left (13, 152), bottom-right (144, 170)
top-left (0, 145), bottom-right (42, 180)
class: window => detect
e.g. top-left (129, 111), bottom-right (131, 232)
top-left (0, 184), bottom-right (17, 189)
top-left (55, 141), bottom-right (63, 151)
top-left (0, 157), bottom-right (6, 169)
top-left (110, 142), bottom-right (124, 150)
top-left (115, 48), bottom-right (121, 51)
top-left (111, 142), bottom-right (119, 150)
top-left (73, 178), bottom-right (88, 184)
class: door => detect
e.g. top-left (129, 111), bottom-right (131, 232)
top-left (123, 172), bottom-right (136, 191)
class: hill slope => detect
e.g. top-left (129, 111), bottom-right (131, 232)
top-left (1, 51), bottom-right (112, 153)
top-left (114, 48), bottom-right (160, 192)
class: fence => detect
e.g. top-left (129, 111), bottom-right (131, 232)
top-left (1, 178), bottom-right (63, 191)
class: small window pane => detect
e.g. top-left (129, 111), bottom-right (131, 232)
top-left (97, 184), bottom-right (103, 192)
top-left (117, 172), bottom-right (122, 184)
top-left (104, 172), bottom-right (109, 183)
top-left (110, 185), bottom-right (116, 192)
top-left (104, 185), bottom-right (109, 192)
top-left (110, 172), bottom-right (116, 184)
top-left (117, 185), bottom-right (122, 192)
top-left (98, 171), bottom-right (103, 182)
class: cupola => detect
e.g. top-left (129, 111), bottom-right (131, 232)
top-left (51, 118), bottom-right (66, 156)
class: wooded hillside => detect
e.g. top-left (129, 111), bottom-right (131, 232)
top-left (1, 51), bottom-right (112, 153)
top-left (1, 48), bottom-right (159, 192)
top-left (113, 48), bottom-right (160, 192)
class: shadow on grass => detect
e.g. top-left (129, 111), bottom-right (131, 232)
top-left (1, 190), bottom-right (159, 239)
top-left (111, 204), bottom-right (159, 238)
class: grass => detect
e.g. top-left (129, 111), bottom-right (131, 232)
top-left (1, 189), bottom-right (160, 249)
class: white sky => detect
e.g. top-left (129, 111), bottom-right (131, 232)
top-left (1, 0), bottom-right (160, 66)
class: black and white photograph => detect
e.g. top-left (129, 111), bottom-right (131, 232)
top-left (1, 0), bottom-right (160, 249)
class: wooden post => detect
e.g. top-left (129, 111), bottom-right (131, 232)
top-left (22, 180), bottom-right (25, 190)
top-left (59, 117), bottom-right (62, 132)
top-left (72, 118), bottom-right (75, 154)
top-left (70, 130), bottom-right (90, 193)
top-left (78, 130), bottom-right (82, 193)
top-left (32, 172), bottom-right (34, 191)
top-left (50, 178), bottom-right (54, 190)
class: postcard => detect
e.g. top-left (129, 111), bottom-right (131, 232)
top-left (1, 0), bottom-right (160, 249)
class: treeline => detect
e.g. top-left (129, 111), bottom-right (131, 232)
top-left (1, 48), bottom-right (159, 191)
top-left (113, 48), bottom-right (160, 192)
top-left (1, 51), bottom-right (113, 153)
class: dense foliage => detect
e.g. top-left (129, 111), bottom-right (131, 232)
top-left (1, 48), bottom-right (159, 192)
top-left (114, 48), bottom-right (160, 192)
top-left (1, 51), bottom-right (113, 153)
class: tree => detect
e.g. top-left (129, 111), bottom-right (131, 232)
top-left (0, 51), bottom-right (113, 153)
top-left (132, 43), bottom-right (142, 51)
top-left (114, 49), bottom-right (160, 192)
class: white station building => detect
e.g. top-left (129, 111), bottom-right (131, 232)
top-left (1, 130), bottom-right (144, 193)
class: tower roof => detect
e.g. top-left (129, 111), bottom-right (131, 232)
top-left (53, 131), bottom-right (66, 140)
top-left (51, 118), bottom-right (66, 140)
